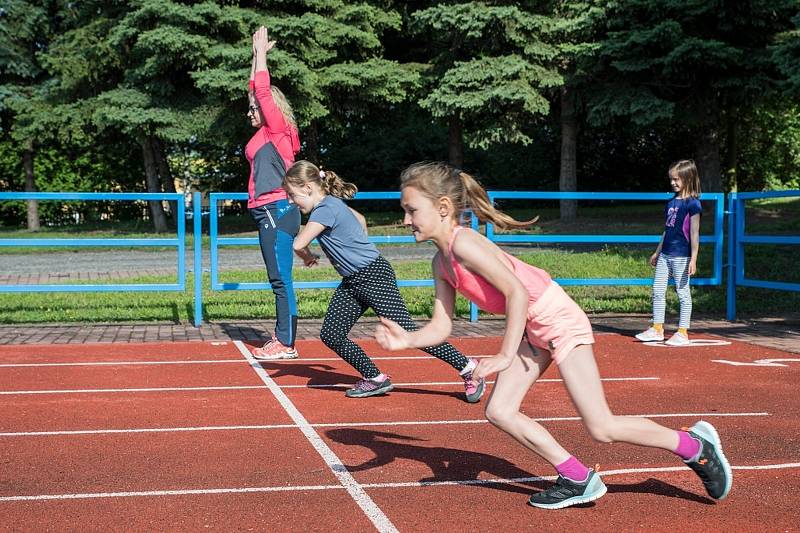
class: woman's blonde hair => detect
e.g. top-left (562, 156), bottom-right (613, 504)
top-left (270, 86), bottom-right (297, 129)
top-left (249, 86), bottom-right (297, 129)
top-left (284, 160), bottom-right (358, 199)
top-left (400, 162), bottom-right (538, 230)
top-left (669, 159), bottom-right (702, 198)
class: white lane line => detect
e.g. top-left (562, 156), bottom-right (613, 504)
top-left (0, 412), bottom-right (770, 437)
top-left (233, 340), bottom-right (397, 533)
top-left (0, 355), bottom-right (491, 367)
top-left (0, 376), bottom-right (659, 395)
top-left (0, 385), bottom-right (267, 395)
top-left (2, 461), bottom-right (798, 502)
top-left (0, 360), bottom-right (246, 368)
top-left (295, 377), bottom-right (659, 389)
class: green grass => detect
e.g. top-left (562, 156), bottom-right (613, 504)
top-left (1, 247), bottom-right (798, 324)
top-left (1, 197), bottom-right (797, 323)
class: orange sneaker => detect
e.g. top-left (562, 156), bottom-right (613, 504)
top-left (251, 336), bottom-right (299, 360)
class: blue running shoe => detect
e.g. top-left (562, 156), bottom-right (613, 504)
top-left (684, 420), bottom-right (733, 500)
top-left (528, 469), bottom-right (607, 510)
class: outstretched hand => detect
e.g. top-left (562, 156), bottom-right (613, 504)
top-left (374, 316), bottom-right (411, 351)
top-left (252, 26), bottom-right (276, 54)
top-left (473, 353), bottom-right (514, 380)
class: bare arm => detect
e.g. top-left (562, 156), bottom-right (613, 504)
top-left (650, 232), bottom-right (665, 266)
top-left (688, 213), bottom-right (700, 275)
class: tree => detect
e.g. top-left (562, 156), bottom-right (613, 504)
top-left (0, 0), bottom-right (57, 230)
top-left (584, 0), bottom-right (798, 192)
top-left (410, 2), bottom-right (562, 167)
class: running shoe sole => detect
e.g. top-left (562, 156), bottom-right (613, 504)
top-left (345, 383), bottom-right (394, 398)
top-left (528, 474), bottom-right (608, 510)
top-left (689, 420), bottom-right (733, 500)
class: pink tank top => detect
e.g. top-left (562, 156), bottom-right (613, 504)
top-left (438, 226), bottom-right (552, 314)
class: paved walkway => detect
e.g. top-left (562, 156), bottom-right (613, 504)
top-left (0, 314), bottom-right (797, 353)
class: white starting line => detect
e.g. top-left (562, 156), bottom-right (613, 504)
top-left (2, 461), bottom-right (798, 503)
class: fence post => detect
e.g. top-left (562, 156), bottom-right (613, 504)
top-left (193, 192), bottom-right (203, 327)
top-left (725, 193), bottom-right (736, 321)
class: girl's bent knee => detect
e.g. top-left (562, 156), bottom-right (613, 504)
top-left (585, 424), bottom-right (616, 444)
top-left (485, 405), bottom-right (515, 429)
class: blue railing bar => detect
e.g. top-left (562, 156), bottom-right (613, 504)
top-left (216, 236), bottom-right (418, 246)
top-left (553, 278), bottom-right (718, 286)
top-left (210, 196), bottom-right (220, 289)
top-left (0, 238), bottom-right (180, 247)
top-left (490, 192), bottom-right (671, 200)
top-left (735, 190), bottom-right (800, 200)
top-left (737, 236), bottom-right (800, 245)
top-left (0, 192), bottom-right (183, 201)
top-left (210, 193), bottom-right (248, 201)
top-left (738, 279), bottom-right (800, 291)
top-left (176, 202), bottom-right (186, 289)
top-left (213, 279), bottom-right (436, 291)
top-left (193, 192), bottom-right (203, 327)
top-left (489, 235), bottom-right (718, 244)
top-left (0, 284), bottom-right (182, 293)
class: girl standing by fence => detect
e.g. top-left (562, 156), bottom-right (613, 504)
top-left (636, 160), bottom-right (702, 346)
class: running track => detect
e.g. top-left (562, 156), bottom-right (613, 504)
top-left (1, 333), bottom-right (798, 531)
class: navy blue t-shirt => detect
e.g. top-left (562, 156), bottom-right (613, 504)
top-left (661, 196), bottom-right (702, 257)
top-left (308, 196), bottom-right (379, 277)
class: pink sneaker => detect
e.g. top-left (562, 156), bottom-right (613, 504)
top-left (252, 336), bottom-right (298, 360)
top-left (462, 358), bottom-right (485, 403)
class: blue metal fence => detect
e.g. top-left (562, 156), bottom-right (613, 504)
top-left (2, 190), bottom-right (797, 325)
top-left (486, 192), bottom-right (726, 287)
top-left (0, 192), bottom-right (186, 293)
top-left (203, 192), bottom-right (480, 324)
top-left (726, 190), bottom-right (800, 320)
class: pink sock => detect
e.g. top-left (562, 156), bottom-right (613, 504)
top-left (555, 456), bottom-right (590, 482)
top-left (675, 430), bottom-right (701, 461)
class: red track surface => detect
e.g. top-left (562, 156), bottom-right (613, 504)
top-left (1, 334), bottom-right (798, 531)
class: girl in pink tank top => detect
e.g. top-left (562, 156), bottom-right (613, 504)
top-left (375, 162), bottom-right (732, 509)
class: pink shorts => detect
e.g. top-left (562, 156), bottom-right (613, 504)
top-left (525, 282), bottom-right (595, 365)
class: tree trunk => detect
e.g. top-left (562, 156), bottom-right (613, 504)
top-left (23, 143), bottom-right (40, 231)
top-left (448, 113), bottom-right (464, 168)
top-left (140, 135), bottom-right (170, 233)
top-left (723, 111), bottom-right (738, 192)
top-left (695, 125), bottom-right (723, 192)
top-left (559, 85), bottom-right (578, 220)
top-left (152, 137), bottom-right (177, 218)
top-left (305, 121), bottom-right (320, 164)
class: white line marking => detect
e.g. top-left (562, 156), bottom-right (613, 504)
top-left (2, 462), bottom-right (797, 502)
top-left (0, 385), bottom-right (267, 395)
top-left (0, 360), bottom-right (246, 368)
top-left (0, 412), bottom-right (770, 437)
top-left (643, 339), bottom-right (732, 348)
top-left (712, 358), bottom-right (800, 367)
top-left (233, 340), bottom-right (397, 533)
top-left (0, 377), bottom-right (659, 395)
top-left (0, 355), bottom-right (491, 368)
top-left (295, 377), bottom-right (659, 389)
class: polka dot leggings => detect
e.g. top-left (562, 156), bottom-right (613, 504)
top-left (320, 255), bottom-right (469, 379)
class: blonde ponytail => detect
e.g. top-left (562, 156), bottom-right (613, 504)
top-left (284, 160), bottom-right (358, 199)
top-left (400, 162), bottom-right (538, 230)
